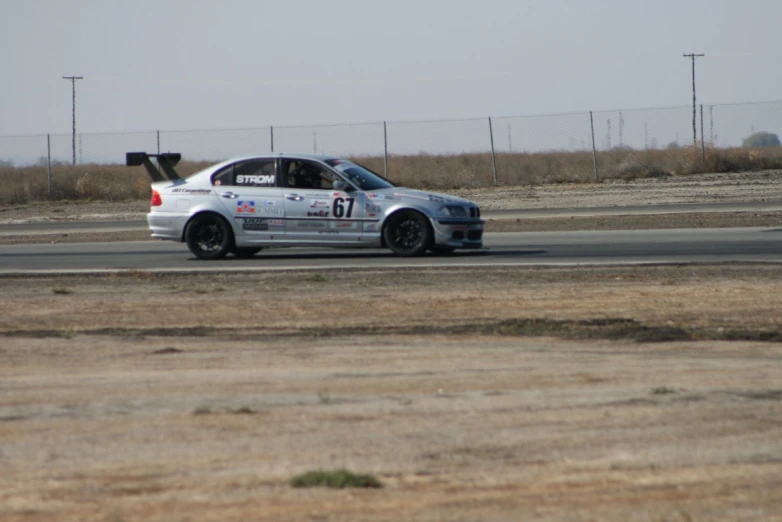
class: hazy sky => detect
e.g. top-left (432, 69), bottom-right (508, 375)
top-left (2, 0), bottom-right (780, 135)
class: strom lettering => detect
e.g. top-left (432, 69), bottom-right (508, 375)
top-left (236, 174), bottom-right (275, 185)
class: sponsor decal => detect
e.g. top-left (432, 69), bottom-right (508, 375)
top-left (262, 201), bottom-right (275, 207)
top-left (364, 223), bottom-right (379, 232)
top-left (237, 201), bottom-right (255, 214)
top-left (297, 221), bottom-right (326, 229)
top-left (365, 202), bottom-right (382, 214)
top-left (258, 207), bottom-right (284, 216)
top-left (318, 230), bottom-right (339, 234)
top-left (268, 219), bottom-right (285, 227)
top-left (307, 210), bottom-right (330, 217)
top-left (242, 217), bottom-right (269, 231)
top-left (172, 188), bottom-right (211, 194)
top-left (335, 222), bottom-right (354, 228)
top-left (367, 193), bottom-right (384, 199)
top-left (236, 174), bottom-right (275, 185)
top-left (309, 199), bottom-right (330, 208)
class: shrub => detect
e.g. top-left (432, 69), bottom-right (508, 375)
top-left (290, 469), bottom-right (382, 489)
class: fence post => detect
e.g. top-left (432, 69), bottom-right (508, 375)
top-left (47, 134), bottom-right (52, 199)
top-left (699, 104), bottom-right (705, 166)
top-left (270, 126), bottom-right (274, 153)
top-left (156, 130), bottom-right (160, 155)
top-left (590, 111), bottom-right (599, 181)
top-left (383, 121), bottom-right (388, 178)
top-left (488, 117), bottom-right (498, 185)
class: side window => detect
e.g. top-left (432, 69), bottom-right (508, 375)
top-left (284, 160), bottom-right (334, 190)
top-left (211, 159), bottom-right (277, 187)
top-left (212, 165), bottom-right (234, 187)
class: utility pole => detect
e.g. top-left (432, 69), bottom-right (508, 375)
top-left (618, 111), bottom-right (624, 148)
top-left (62, 75), bottom-right (84, 165)
top-left (682, 53), bottom-right (704, 147)
top-left (507, 124), bottom-right (511, 152)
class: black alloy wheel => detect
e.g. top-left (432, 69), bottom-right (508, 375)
top-left (383, 210), bottom-right (433, 257)
top-left (185, 213), bottom-right (233, 260)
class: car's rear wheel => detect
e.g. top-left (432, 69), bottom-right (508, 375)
top-left (185, 213), bottom-right (233, 260)
top-left (231, 247), bottom-right (263, 258)
top-left (383, 210), bottom-right (432, 257)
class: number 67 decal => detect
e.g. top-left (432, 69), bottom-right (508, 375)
top-left (332, 197), bottom-right (355, 218)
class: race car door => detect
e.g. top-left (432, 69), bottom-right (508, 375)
top-left (212, 158), bottom-right (285, 242)
top-left (281, 159), bottom-right (362, 242)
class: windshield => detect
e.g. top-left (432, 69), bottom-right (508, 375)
top-left (325, 160), bottom-right (395, 191)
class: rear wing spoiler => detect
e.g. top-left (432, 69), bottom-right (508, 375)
top-left (126, 152), bottom-right (182, 182)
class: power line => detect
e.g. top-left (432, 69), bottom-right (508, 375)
top-left (682, 53), bottom-right (704, 146)
top-left (62, 75), bottom-right (84, 165)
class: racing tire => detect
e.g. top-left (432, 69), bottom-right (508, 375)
top-left (430, 247), bottom-right (456, 256)
top-left (185, 213), bottom-right (233, 260)
top-left (231, 247), bottom-right (263, 258)
top-left (383, 210), bottom-right (433, 257)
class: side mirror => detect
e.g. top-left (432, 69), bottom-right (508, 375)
top-left (333, 180), bottom-right (351, 192)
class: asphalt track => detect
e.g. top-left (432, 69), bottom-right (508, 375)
top-left (1, 227), bottom-right (780, 275)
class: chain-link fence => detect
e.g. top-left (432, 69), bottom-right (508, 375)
top-left (1, 100), bottom-right (781, 201)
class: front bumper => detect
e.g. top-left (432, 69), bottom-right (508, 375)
top-left (431, 217), bottom-right (484, 249)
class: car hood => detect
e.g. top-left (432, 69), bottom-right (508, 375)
top-left (367, 187), bottom-right (474, 206)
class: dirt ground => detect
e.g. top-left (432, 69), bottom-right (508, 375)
top-left (454, 169), bottom-right (782, 210)
top-left (2, 266), bottom-right (782, 521)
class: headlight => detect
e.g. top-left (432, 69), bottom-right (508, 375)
top-left (437, 205), bottom-right (468, 217)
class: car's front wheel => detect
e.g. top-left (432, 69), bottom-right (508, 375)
top-left (383, 210), bottom-right (432, 257)
top-left (185, 213), bottom-right (233, 260)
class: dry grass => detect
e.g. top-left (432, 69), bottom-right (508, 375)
top-left (0, 160), bottom-right (212, 204)
top-left (2, 147), bottom-right (781, 204)
top-left (357, 146), bottom-right (782, 188)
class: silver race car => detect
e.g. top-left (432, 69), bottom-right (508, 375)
top-left (126, 152), bottom-right (484, 259)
